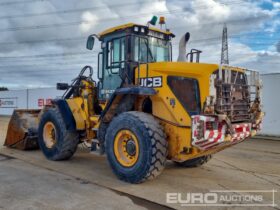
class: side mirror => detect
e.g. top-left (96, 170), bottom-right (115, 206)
top-left (86, 35), bottom-right (95, 50)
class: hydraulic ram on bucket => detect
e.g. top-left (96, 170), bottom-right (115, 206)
top-left (4, 109), bottom-right (41, 150)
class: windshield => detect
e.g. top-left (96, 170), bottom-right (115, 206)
top-left (149, 37), bottom-right (171, 62)
top-left (134, 36), bottom-right (171, 63)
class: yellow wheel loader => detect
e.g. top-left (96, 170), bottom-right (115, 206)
top-left (4, 17), bottom-right (264, 183)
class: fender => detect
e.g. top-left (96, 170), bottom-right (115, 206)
top-left (101, 87), bottom-right (156, 122)
top-left (52, 99), bottom-right (76, 131)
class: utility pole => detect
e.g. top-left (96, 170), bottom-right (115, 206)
top-left (221, 23), bottom-right (229, 65)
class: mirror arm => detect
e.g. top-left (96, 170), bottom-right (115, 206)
top-left (87, 34), bottom-right (100, 50)
top-left (89, 34), bottom-right (100, 41)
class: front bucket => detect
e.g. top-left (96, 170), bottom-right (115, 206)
top-left (4, 109), bottom-right (41, 150)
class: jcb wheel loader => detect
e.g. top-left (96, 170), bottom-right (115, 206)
top-left (5, 17), bottom-right (263, 183)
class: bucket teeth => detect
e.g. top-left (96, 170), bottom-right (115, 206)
top-left (4, 109), bottom-right (41, 150)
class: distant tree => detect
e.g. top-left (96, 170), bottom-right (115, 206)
top-left (0, 87), bottom-right (8, 91)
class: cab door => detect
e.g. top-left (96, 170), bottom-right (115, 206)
top-left (99, 36), bottom-right (126, 99)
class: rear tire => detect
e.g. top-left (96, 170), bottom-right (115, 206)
top-left (38, 107), bottom-right (79, 161)
top-left (105, 111), bottom-right (167, 183)
top-left (174, 155), bottom-right (212, 167)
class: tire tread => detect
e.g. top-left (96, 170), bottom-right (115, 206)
top-left (125, 111), bottom-right (167, 182)
top-left (105, 111), bottom-right (167, 183)
top-left (38, 107), bottom-right (79, 161)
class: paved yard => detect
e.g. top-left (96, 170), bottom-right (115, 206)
top-left (0, 116), bottom-right (279, 210)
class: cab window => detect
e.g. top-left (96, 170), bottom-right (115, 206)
top-left (108, 37), bottom-right (125, 70)
top-left (100, 37), bottom-right (125, 99)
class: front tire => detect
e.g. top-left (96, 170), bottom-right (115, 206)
top-left (105, 111), bottom-right (167, 183)
top-left (38, 107), bottom-right (79, 161)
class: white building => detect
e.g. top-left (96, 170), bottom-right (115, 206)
top-left (259, 73), bottom-right (280, 137)
top-left (0, 87), bottom-right (64, 115)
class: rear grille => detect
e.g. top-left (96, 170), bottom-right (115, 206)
top-left (167, 76), bottom-right (201, 116)
top-left (215, 83), bottom-right (250, 122)
top-left (214, 71), bottom-right (251, 123)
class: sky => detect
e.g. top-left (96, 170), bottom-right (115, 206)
top-left (0, 0), bottom-right (279, 89)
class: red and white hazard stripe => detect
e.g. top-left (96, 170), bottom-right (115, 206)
top-left (192, 115), bottom-right (253, 151)
top-left (231, 123), bottom-right (251, 142)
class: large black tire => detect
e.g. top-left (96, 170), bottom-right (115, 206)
top-left (105, 111), bottom-right (167, 183)
top-left (175, 155), bottom-right (212, 167)
top-left (38, 107), bottom-right (79, 161)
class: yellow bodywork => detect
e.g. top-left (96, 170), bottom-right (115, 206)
top-left (98, 23), bottom-right (173, 38)
top-left (136, 62), bottom-right (241, 161)
top-left (65, 61), bottom-right (250, 162)
top-left (66, 80), bottom-right (99, 140)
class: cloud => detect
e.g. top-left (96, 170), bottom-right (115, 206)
top-left (80, 12), bottom-right (99, 32)
top-left (0, 0), bottom-right (279, 89)
top-left (276, 41), bottom-right (280, 53)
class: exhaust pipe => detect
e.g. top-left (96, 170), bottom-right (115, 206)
top-left (177, 32), bottom-right (190, 62)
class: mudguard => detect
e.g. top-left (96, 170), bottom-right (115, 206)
top-left (52, 99), bottom-right (76, 131)
top-left (101, 87), bottom-right (156, 122)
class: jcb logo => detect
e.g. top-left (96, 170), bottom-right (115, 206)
top-left (140, 76), bottom-right (162, 88)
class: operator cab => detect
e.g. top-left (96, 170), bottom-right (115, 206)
top-left (87, 21), bottom-right (175, 99)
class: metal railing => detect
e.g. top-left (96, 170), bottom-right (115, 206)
top-left (215, 65), bottom-right (262, 122)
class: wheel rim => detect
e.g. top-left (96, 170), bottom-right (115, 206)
top-left (113, 129), bottom-right (139, 167)
top-left (43, 122), bottom-right (57, 149)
